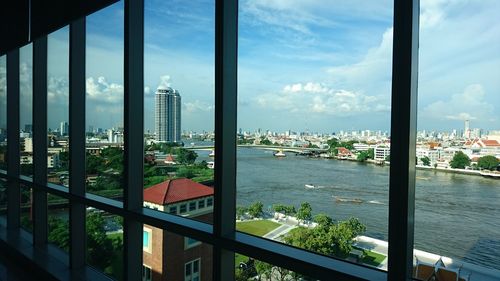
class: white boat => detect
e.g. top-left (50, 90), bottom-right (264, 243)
top-left (273, 150), bottom-right (286, 157)
top-left (305, 184), bottom-right (316, 189)
top-left (209, 150), bottom-right (215, 157)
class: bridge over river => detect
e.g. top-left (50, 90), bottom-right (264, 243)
top-left (185, 144), bottom-right (328, 154)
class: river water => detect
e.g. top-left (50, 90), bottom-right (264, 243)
top-left (200, 147), bottom-right (500, 271)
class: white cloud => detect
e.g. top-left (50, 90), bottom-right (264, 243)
top-left (157, 75), bottom-right (172, 90)
top-left (183, 100), bottom-right (214, 113)
top-left (421, 84), bottom-right (496, 122)
top-left (86, 76), bottom-right (123, 104)
top-left (257, 82), bottom-right (389, 116)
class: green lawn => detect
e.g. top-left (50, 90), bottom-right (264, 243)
top-left (236, 220), bottom-right (281, 237)
top-left (361, 250), bottom-right (386, 267)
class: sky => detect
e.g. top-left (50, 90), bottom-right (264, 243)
top-left (0, 0), bottom-right (499, 133)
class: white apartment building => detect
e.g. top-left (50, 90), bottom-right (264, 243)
top-left (374, 145), bottom-right (390, 161)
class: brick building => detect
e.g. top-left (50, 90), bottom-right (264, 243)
top-left (143, 178), bottom-right (214, 281)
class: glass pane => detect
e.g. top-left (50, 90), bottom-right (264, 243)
top-left (20, 184), bottom-right (33, 232)
top-left (0, 55), bottom-right (6, 171)
top-left (414, 0), bottom-right (500, 279)
top-left (20, 44), bottom-right (33, 177)
top-left (235, 253), bottom-right (316, 281)
top-left (237, 0), bottom-right (393, 269)
top-left (85, 1), bottom-right (124, 200)
top-left (47, 193), bottom-right (69, 254)
top-left (143, 0), bottom-right (215, 223)
top-left (142, 227), bottom-right (212, 281)
top-left (47, 27), bottom-right (70, 188)
top-left (0, 179), bottom-right (6, 221)
top-left (86, 208), bottom-right (123, 280)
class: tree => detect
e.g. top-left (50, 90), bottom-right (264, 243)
top-left (248, 201), bottom-right (264, 218)
top-left (260, 138), bottom-right (272, 146)
top-left (356, 151), bottom-right (369, 162)
top-left (421, 156), bottom-right (431, 166)
top-left (477, 155), bottom-right (499, 171)
top-left (296, 202), bottom-right (312, 224)
top-left (86, 212), bottom-right (117, 271)
top-left (236, 206), bottom-right (248, 220)
top-left (48, 217), bottom-right (69, 251)
top-left (367, 148), bottom-right (374, 159)
top-left (254, 260), bottom-right (273, 281)
top-left (175, 148), bottom-right (198, 165)
top-left (313, 214), bottom-right (333, 227)
top-left (385, 154), bottom-right (390, 162)
top-left (450, 151), bottom-right (471, 169)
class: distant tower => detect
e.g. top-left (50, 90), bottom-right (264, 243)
top-left (60, 121), bottom-right (69, 136)
top-left (464, 119), bottom-right (470, 139)
top-left (155, 87), bottom-right (181, 142)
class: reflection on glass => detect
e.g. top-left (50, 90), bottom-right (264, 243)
top-left (0, 179), bottom-right (6, 221)
top-left (20, 45), bottom-right (33, 177)
top-left (236, 1), bottom-right (392, 269)
top-left (85, 1), bottom-right (124, 200)
top-left (20, 184), bottom-right (33, 232)
top-left (413, 0), bottom-right (500, 278)
top-left (86, 208), bottom-right (123, 280)
top-left (0, 55), bottom-right (6, 171)
top-left (47, 27), bottom-right (70, 188)
top-left (47, 194), bottom-right (69, 253)
top-left (143, 0), bottom-right (215, 223)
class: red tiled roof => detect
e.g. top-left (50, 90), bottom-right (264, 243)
top-left (482, 140), bottom-right (500, 147)
top-left (144, 178), bottom-right (213, 205)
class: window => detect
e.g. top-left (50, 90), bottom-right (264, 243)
top-left (189, 201), bottom-right (196, 212)
top-left (169, 206), bottom-right (177, 214)
top-left (142, 265), bottom-right (152, 281)
top-left (184, 236), bottom-right (201, 249)
top-left (0, 1), bottom-right (431, 280)
top-left (143, 228), bottom-right (152, 253)
top-left (185, 259), bottom-right (200, 281)
top-left (198, 199), bottom-right (205, 209)
top-left (180, 204), bottom-right (187, 214)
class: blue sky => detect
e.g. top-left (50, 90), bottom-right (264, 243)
top-left (1, 0), bottom-right (499, 133)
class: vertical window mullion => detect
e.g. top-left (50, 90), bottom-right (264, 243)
top-left (32, 35), bottom-right (48, 246)
top-left (6, 49), bottom-right (20, 230)
top-left (388, 0), bottom-right (419, 280)
top-left (123, 0), bottom-right (144, 280)
top-left (69, 18), bottom-right (86, 271)
top-left (213, 0), bottom-right (238, 280)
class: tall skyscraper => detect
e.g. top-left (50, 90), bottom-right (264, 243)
top-left (60, 121), bottom-right (69, 136)
top-left (155, 87), bottom-right (181, 142)
top-left (464, 119), bottom-right (470, 139)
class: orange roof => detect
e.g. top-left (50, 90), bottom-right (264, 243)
top-left (144, 178), bottom-right (213, 205)
top-left (482, 140), bottom-right (500, 146)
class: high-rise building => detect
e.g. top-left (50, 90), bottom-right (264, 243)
top-left (60, 121), bottom-right (69, 136)
top-left (464, 119), bottom-right (471, 139)
top-left (155, 87), bottom-right (181, 142)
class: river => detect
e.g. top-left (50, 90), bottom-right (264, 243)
top-left (200, 147), bottom-right (500, 271)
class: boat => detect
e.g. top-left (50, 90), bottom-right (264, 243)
top-left (305, 184), bottom-right (316, 189)
top-left (273, 149), bottom-right (286, 157)
top-left (333, 196), bottom-right (363, 204)
top-left (208, 150), bottom-right (215, 157)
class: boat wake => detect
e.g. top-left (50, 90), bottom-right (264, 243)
top-left (367, 200), bottom-right (385, 205)
top-left (333, 196), bottom-right (363, 204)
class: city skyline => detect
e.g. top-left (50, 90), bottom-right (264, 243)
top-left (0, 0), bottom-right (499, 133)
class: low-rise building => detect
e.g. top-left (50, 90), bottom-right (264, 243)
top-left (143, 178), bottom-right (214, 281)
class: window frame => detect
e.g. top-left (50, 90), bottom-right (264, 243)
top-left (0, 0), bottom-right (420, 280)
